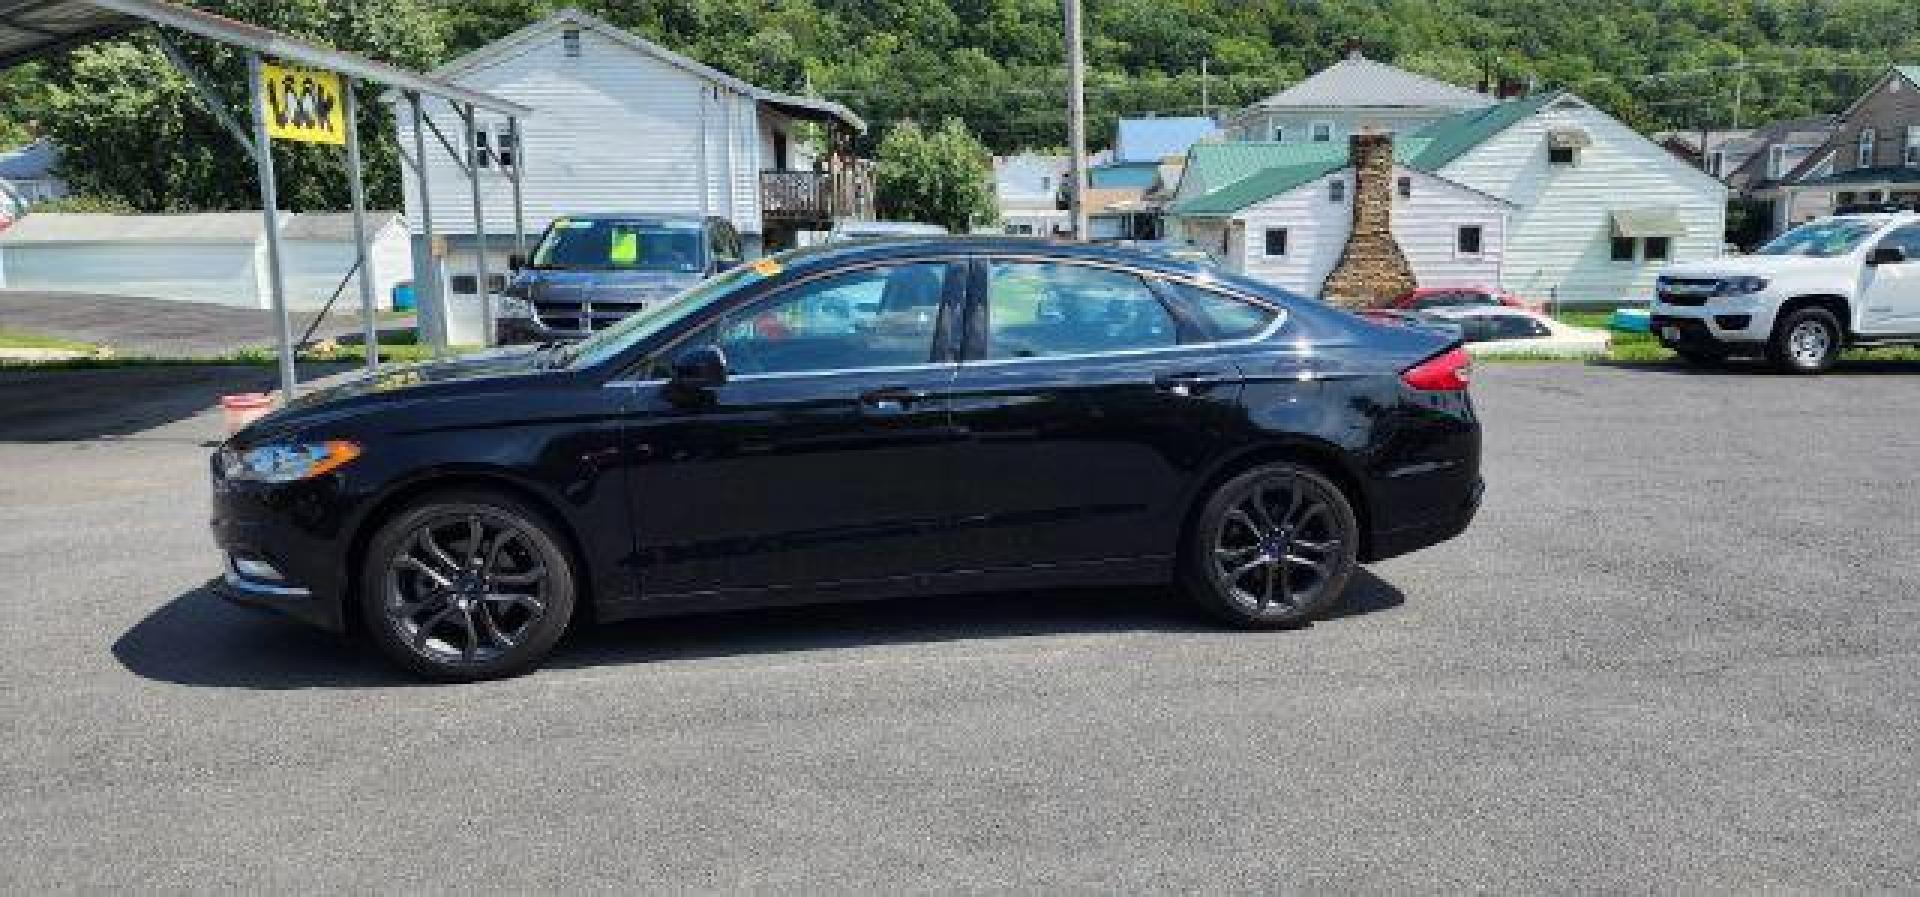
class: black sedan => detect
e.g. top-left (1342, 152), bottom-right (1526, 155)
top-left (212, 238), bottom-right (1481, 681)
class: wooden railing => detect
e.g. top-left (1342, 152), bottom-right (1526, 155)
top-left (760, 165), bottom-right (874, 223)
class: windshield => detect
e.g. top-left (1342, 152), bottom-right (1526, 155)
top-left (532, 218), bottom-right (705, 272)
top-left (558, 263), bottom-right (768, 369)
top-left (1754, 219), bottom-right (1882, 258)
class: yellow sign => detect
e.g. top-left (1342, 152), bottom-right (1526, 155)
top-left (751, 258), bottom-right (783, 277)
top-left (260, 63), bottom-right (346, 145)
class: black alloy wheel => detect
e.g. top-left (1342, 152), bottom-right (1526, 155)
top-left (361, 490), bottom-right (575, 681)
top-left (1184, 462), bottom-right (1360, 627)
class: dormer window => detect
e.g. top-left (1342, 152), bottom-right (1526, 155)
top-left (562, 28), bottom-right (582, 57)
top-left (1546, 128), bottom-right (1588, 167)
top-left (1548, 146), bottom-right (1577, 166)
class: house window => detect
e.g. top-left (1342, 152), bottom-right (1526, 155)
top-left (468, 122), bottom-right (516, 169)
top-left (1906, 126), bottom-right (1920, 166)
top-left (470, 128), bottom-right (490, 168)
top-left (1328, 179), bottom-right (1346, 203)
top-left (1768, 145), bottom-right (1787, 179)
top-left (1397, 176), bottom-right (1412, 199)
top-left (562, 28), bottom-right (582, 57)
top-left (1310, 121), bottom-right (1334, 143)
top-left (1706, 150), bottom-right (1724, 177)
top-left (1644, 236), bottom-right (1671, 261)
top-left (1456, 225), bottom-right (1483, 256)
top-left (1264, 227), bottom-right (1288, 256)
top-left (1610, 236), bottom-right (1637, 261)
top-left (1272, 126), bottom-right (1286, 142)
top-left (1548, 145), bottom-right (1578, 166)
top-left (1858, 129), bottom-right (1876, 168)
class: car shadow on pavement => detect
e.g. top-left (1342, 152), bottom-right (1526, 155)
top-left (1592, 358), bottom-right (1920, 376)
top-left (0, 364), bottom-right (354, 442)
top-left (114, 571), bottom-right (1406, 690)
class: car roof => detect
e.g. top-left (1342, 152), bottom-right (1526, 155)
top-left (769, 236), bottom-right (1224, 280)
top-left (1422, 305), bottom-right (1539, 319)
top-left (559, 212), bottom-right (714, 224)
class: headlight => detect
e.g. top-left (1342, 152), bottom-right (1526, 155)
top-left (495, 296), bottom-right (534, 319)
top-left (220, 441), bottom-right (362, 482)
top-left (1718, 276), bottom-right (1769, 296)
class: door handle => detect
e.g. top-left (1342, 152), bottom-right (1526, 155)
top-left (858, 387), bottom-right (930, 414)
top-left (1153, 371), bottom-right (1228, 396)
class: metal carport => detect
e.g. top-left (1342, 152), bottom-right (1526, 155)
top-left (0, 0), bottom-right (531, 396)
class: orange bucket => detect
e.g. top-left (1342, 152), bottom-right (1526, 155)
top-left (220, 393), bottom-right (278, 436)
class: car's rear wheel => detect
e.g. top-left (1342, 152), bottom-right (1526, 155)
top-left (1182, 463), bottom-right (1360, 627)
top-left (360, 489), bottom-right (576, 681)
top-left (1768, 307), bottom-right (1841, 373)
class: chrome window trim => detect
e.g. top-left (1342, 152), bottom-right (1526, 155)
top-left (601, 253), bottom-right (1291, 388)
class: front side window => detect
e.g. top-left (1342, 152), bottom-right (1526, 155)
top-left (713, 263), bottom-right (950, 375)
top-left (983, 262), bottom-right (1176, 359)
top-left (531, 218), bottom-right (706, 273)
top-left (1755, 219), bottom-right (1881, 258)
top-left (1875, 225), bottom-right (1920, 262)
top-left (1414, 291), bottom-right (1496, 310)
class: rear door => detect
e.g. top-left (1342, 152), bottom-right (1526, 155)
top-left (941, 258), bottom-right (1263, 574)
top-left (1860, 224), bottom-right (1920, 333)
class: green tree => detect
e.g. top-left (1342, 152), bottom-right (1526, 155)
top-left (872, 118), bottom-right (997, 233)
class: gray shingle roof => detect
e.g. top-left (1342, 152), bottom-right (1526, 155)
top-left (1250, 52), bottom-right (1494, 111)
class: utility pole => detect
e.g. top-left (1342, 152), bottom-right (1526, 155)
top-left (1064, 0), bottom-right (1089, 241)
top-left (1200, 57), bottom-right (1211, 120)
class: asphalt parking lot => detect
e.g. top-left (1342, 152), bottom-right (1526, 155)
top-left (4, 361), bottom-right (1918, 890)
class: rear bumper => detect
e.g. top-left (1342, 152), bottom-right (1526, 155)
top-left (1368, 476), bottom-right (1482, 562)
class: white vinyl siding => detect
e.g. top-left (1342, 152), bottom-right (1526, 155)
top-left (1221, 166), bottom-right (1507, 295)
top-left (1436, 99), bottom-right (1726, 304)
top-left (395, 25), bottom-right (769, 239)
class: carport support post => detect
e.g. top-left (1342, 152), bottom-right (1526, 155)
top-left (245, 53), bottom-right (298, 399)
top-left (459, 103), bottom-right (493, 347)
top-left (507, 117), bottom-right (526, 254)
top-left (408, 92), bottom-right (446, 356)
top-left (342, 79), bottom-right (380, 373)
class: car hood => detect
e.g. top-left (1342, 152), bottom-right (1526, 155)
top-left (237, 347), bottom-right (556, 443)
top-left (1660, 255), bottom-right (1837, 278)
top-left (510, 268), bottom-right (702, 303)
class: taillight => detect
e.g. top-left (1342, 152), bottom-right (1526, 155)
top-left (1402, 347), bottom-right (1472, 391)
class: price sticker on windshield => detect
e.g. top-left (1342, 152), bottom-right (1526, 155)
top-left (751, 258), bottom-right (784, 277)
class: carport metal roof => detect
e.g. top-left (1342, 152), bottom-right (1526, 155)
top-left (0, 0), bottom-right (529, 117)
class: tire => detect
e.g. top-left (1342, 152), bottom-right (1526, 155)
top-left (1181, 462), bottom-right (1361, 628)
top-left (1675, 348), bottom-right (1727, 366)
top-left (359, 488), bottom-right (577, 682)
top-left (1768, 307), bottom-right (1842, 374)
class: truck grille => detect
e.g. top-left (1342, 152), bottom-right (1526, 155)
top-left (1657, 278), bottom-right (1718, 307)
top-left (532, 299), bottom-right (648, 333)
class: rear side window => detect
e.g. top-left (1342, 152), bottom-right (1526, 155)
top-left (1164, 282), bottom-right (1279, 340)
top-left (983, 263), bottom-right (1177, 359)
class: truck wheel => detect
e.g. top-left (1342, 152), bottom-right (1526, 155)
top-left (1768, 307), bottom-right (1841, 374)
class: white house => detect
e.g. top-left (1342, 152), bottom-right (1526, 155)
top-left (0, 211), bottom-right (411, 310)
top-left (1221, 48), bottom-right (1494, 145)
top-left (992, 154), bottom-right (1069, 236)
top-left (392, 7), bottom-right (869, 277)
top-left (1176, 90), bottom-right (1726, 304)
top-left (0, 139), bottom-right (66, 221)
top-left (1169, 142), bottom-right (1512, 294)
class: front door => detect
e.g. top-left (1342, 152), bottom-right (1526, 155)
top-left (1861, 223), bottom-right (1920, 334)
top-left (622, 260), bottom-right (966, 601)
top-left (943, 259), bottom-right (1252, 574)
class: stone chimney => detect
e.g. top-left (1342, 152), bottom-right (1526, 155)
top-left (1320, 133), bottom-right (1417, 308)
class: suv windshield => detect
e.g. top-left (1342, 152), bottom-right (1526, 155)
top-left (532, 218), bottom-right (705, 272)
top-left (558, 263), bottom-right (769, 369)
top-left (1754, 219), bottom-right (1883, 258)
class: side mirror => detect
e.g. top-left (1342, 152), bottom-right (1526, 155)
top-left (669, 345), bottom-right (728, 389)
top-left (507, 253), bottom-right (527, 271)
top-left (1867, 246), bottom-right (1907, 266)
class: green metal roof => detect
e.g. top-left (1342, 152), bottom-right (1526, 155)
top-left (1170, 139), bottom-right (1431, 216)
top-left (1404, 91), bottom-right (1562, 170)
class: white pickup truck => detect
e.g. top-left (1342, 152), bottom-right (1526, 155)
top-left (1650, 211), bottom-right (1920, 372)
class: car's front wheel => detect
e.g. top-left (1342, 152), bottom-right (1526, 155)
top-left (1768, 307), bottom-right (1842, 373)
top-left (360, 489), bottom-right (576, 681)
top-left (1183, 463), bottom-right (1360, 627)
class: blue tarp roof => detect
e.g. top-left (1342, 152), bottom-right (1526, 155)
top-left (1113, 117), bottom-right (1218, 163)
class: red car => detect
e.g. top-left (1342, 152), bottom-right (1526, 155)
top-left (1389, 286), bottom-right (1541, 313)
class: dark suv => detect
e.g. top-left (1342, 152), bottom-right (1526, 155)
top-left (498, 214), bottom-right (745, 344)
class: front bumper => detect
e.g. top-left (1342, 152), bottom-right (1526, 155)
top-left (210, 464), bottom-right (355, 632)
top-left (1649, 299), bottom-right (1773, 351)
